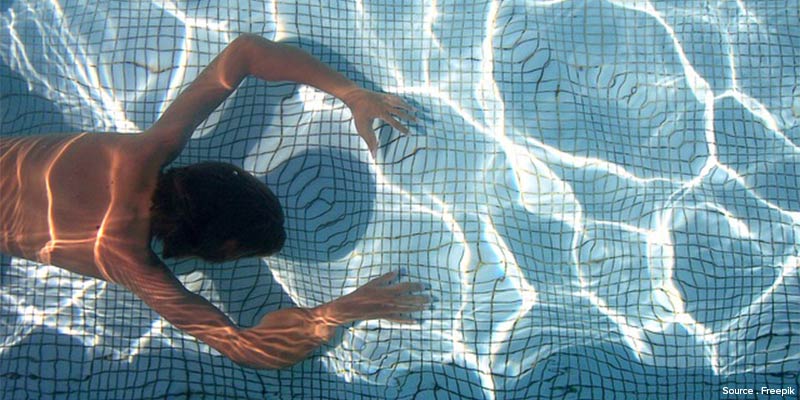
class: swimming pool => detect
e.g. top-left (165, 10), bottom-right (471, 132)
top-left (1, 0), bottom-right (798, 398)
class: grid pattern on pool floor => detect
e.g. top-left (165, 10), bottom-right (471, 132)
top-left (1, 0), bottom-right (799, 399)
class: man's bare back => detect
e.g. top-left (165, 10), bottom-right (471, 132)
top-left (1, 132), bottom-right (158, 280)
top-left (0, 34), bottom-right (426, 369)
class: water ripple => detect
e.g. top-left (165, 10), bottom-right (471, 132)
top-left (1, 0), bottom-right (798, 397)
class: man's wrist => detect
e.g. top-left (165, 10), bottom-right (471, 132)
top-left (308, 304), bottom-right (340, 340)
top-left (339, 86), bottom-right (364, 107)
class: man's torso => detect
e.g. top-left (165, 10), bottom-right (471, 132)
top-left (0, 132), bottom-right (160, 280)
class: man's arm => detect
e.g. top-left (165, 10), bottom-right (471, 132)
top-left (121, 261), bottom-right (428, 369)
top-left (144, 34), bottom-right (414, 163)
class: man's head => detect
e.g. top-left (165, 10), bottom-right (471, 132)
top-left (150, 162), bottom-right (285, 262)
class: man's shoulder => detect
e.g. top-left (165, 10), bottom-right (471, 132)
top-left (99, 132), bottom-right (165, 185)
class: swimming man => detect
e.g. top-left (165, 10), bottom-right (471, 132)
top-left (0, 34), bottom-right (428, 369)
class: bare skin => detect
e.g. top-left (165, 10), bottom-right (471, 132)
top-left (0, 34), bottom-right (426, 369)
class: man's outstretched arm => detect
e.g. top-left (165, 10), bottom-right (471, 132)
top-left (121, 261), bottom-right (428, 369)
top-left (145, 34), bottom-right (415, 164)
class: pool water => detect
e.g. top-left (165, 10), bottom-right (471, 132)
top-left (1, 0), bottom-right (799, 398)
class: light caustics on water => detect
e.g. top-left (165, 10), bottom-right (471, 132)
top-left (1, 0), bottom-right (798, 397)
top-left (0, 132), bottom-right (434, 371)
top-left (0, 134), bottom-right (109, 355)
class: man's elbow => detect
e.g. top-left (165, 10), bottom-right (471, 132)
top-left (232, 33), bottom-right (278, 55)
top-left (234, 33), bottom-right (270, 46)
top-left (221, 331), bottom-right (311, 370)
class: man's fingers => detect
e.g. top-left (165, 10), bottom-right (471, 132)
top-left (365, 270), bottom-right (399, 288)
top-left (355, 117), bottom-right (378, 155)
top-left (388, 281), bottom-right (425, 293)
top-left (385, 95), bottom-right (416, 112)
top-left (398, 294), bottom-right (431, 305)
top-left (390, 108), bottom-right (417, 123)
top-left (363, 136), bottom-right (378, 157)
top-left (381, 114), bottom-right (410, 135)
top-left (385, 297), bottom-right (429, 318)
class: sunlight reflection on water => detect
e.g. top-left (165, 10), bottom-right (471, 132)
top-left (1, 0), bottom-right (798, 398)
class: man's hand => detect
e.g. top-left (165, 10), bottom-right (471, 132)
top-left (146, 34), bottom-right (418, 162)
top-left (316, 271), bottom-right (430, 324)
top-left (342, 89), bottom-right (417, 157)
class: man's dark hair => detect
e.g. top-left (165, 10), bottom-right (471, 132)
top-left (150, 162), bottom-right (285, 262)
